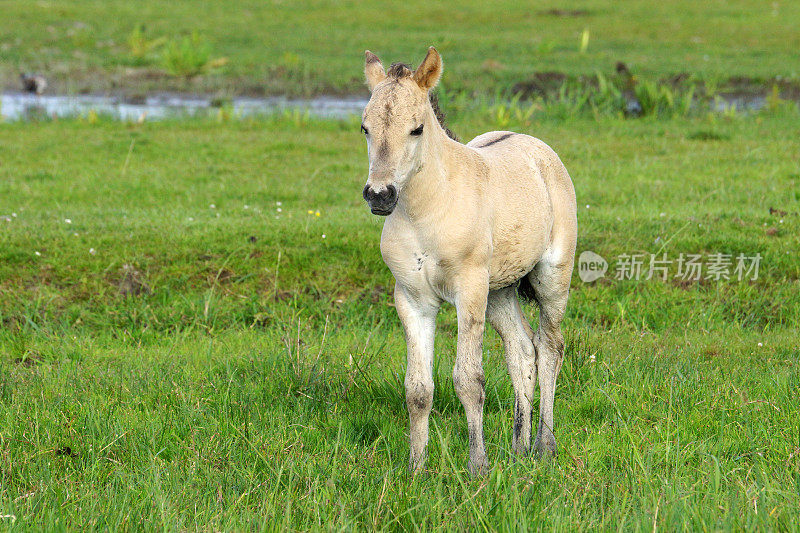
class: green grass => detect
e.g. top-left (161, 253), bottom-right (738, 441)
top-left (1, 106), bottom-right (799, 529)
top-left (2, 0), bottom-right (800, 96)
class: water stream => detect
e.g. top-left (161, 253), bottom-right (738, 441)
top-left (0, 91), bottom-right (769, 122)
top-left (1, 92), bottom-right (369, 121)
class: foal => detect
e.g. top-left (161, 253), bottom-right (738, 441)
top-left (361, 47), bottom-right (577, 475)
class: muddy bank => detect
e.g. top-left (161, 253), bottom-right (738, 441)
top-left (511, 70), bottom-right (800, 103)
top-left (3, 64), bottom-right (800, 104)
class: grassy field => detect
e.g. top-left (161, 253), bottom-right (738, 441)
top-left (2, 0), bottom-right (800, 96)
top-left (1, 103), bottom-right (799, 529)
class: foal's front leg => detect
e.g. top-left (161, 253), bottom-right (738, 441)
top-left (452, 272), bottom-right (490, 475)
top-left (394, 284), bottom-right (439, 472)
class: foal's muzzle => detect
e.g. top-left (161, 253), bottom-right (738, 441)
top-left (363, 184), bottom-right (398, 216)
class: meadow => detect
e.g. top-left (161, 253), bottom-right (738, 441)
top-left (0, 104), bottom-right (798, 529)
top-left (2, 0), bottom-right (800, 530)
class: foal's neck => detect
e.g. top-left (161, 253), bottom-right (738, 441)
top-left (398, 104), bottom-right (468, 221)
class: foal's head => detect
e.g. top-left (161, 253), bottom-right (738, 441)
top-left (361, 47), bottom-right (443, 216)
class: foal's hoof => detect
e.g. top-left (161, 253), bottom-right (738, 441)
top-left (532, 434), bottom-right (558, 460)
top-left (511, 440), bottom-right (532, 457)
top-left (409, 451), bottom-right (428, 474)
top-left (467, 456), bottom-right (490, 477)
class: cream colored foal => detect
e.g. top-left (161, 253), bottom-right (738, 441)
top-left (361, 47), bottom-right (577, 475)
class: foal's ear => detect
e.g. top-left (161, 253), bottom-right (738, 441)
top-left (413, 46), bottom-right (442, 91)
top-left (364, 50), bottom-right (386, 91)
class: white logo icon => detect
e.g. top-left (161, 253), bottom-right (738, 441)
top-left (578, 251), bottom-right (607, 283)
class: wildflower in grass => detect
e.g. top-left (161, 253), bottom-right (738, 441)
top-left (307, 210), bottom-right (314, 214)
top-left (1, 215), bottom-right (11, 222)
top-left (322, 234), bottom-right (326, 239)
top-left (589, 354), bottom-right (596, 363)
top-left (276, 201), bottom-right (282, 206)
top-left (277, 208), bottom-right (282, 213)
top-left (244, 204), bottom-right (250, 209)
top-left (65, 218), bottom-right (72, 224)
top-left (758, 342), bottom-right (763, 347)
top-left (210, 204), bottom-right (216, 209)
top-left (89, 248), bottom-right (97, 255)
top-left (12, 213), bottom-right (17, 217)
top-left (34, 251), bottom-right (41, 256)
top-left (315, 211), bottom-right (320, 217)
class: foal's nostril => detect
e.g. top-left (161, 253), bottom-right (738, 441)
top-left (385, 184), bottom-right (397, 203)
top-left (362, 184), bottom-right (371, 202)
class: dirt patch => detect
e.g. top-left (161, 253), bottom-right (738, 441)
top-left (363, 284), bottom-right (393, 304)
top-left (716, 76), bottom-right (800, 100)
top-left (768, 206), bottom-right (797, 217)
top-left (208, 267), bottom-right (235, 285)
top-left (687, 130), bottom-right (731, 141)
top-left (55, 446), bottom-right (79, 458)
top-left (510, 67), bottom-right (800, 104)
top-left (662, 72), bottom-right (693, 87)
top-left (539, 9), bottom-right (591, 17)
top-left (13, 352), bottom-right (43, 367)
top-left (512, 72), bottom-right (568, 98)
top-left (118, 264), bottom-right (150, 297)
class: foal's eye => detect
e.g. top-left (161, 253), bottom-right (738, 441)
top-left (410, 124), bottom-right (424, 136)
top-left (360, 124), bottom-right (369, 135)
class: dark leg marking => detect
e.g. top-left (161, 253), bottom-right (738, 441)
top-left (513, 402), bottom-right (524, 440)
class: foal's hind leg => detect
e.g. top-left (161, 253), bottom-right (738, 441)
top-left (528, 255), bottom-right (573, 458)
top-left (486, 287), bottom-right (537, 455)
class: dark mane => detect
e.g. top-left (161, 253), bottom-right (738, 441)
top-left (387, 62), bottom-right (412, 79)
top-left (428, 91), bottom-right (458, 142)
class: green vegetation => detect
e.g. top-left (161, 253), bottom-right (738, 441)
top-left (126, 24), bottom-right (167, 67)
top-left (2, 1), bottom-right (800, 529)
top-left (2, 0), bottom-right (800, 96)
top-left (1, 106), bottom-right (799, 529)
top-left (159, 32), bottom-right (226, 79)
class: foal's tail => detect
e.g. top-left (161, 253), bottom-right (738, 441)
top-left (517, 274), bottom-right (537, 305)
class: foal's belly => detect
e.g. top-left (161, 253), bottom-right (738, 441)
top-left (487, 185), bottom-right (553, 289)
top-left (488, 226), bottom-right (550, 290)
